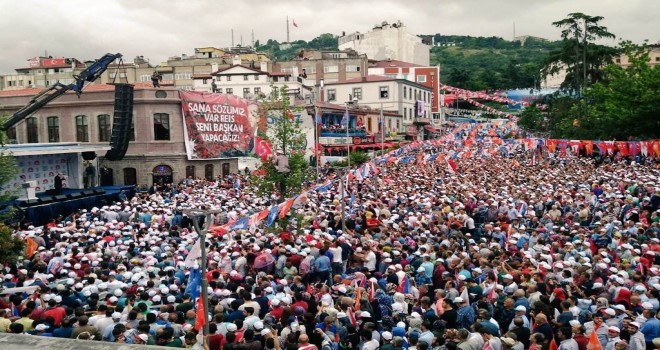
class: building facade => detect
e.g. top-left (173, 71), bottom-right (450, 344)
top-left (323, 76), bottom-right (432, 131)
top-left (338, 21), bottom-right (431, 66)
top-left (368, 59), bottom-right (441, 114)
top-left (0, 84), bottom-right (239, 187)
top-left (266, 50), bottom-right (369, 86)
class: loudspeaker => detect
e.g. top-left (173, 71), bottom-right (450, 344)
top-left (93, 189), bottom-right (106, 195)
top-left (82, 151), bottom-right (97, 160)
top-left (39, 196), bottom-right (54, 204)
top-left (82, 190), bottom-right (95, 196)
top-left (68, 192), bottom-right (82, 199)
top-left (105, 83), bottom-right (134, 161)
top-left (54, 195), bottom-right (67, 201)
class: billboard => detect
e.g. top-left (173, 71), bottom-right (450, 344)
top-left (180, 91), bottom-right (258, 159)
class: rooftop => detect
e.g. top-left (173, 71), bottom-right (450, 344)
top-left (369, 59), bottom-right (424, 68)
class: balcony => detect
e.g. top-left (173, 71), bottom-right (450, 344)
top-left (413, 117), bottom-right (431, 125)
top-left (320, 127), bottom-right (367, 138)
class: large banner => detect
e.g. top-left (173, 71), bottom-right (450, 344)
top-left (180, 91), bottom-right (257, 159)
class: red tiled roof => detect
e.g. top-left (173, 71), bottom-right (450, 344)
top-left (326, 75), bottom-right (397, 84)
top-left (0, 82), bottom-right (161, 97)
top-left (192, 74), bottom-right (212, 79)
top-left (369, 60), bottom-right (424, 68)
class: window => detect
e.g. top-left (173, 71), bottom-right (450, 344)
top-left (47, 116), bottom-right (59, 142)
top-left (205, 164), bottom-right (214, 180)
top-left (323, 65), bottom-right (338, 73)
top-left (161, 73), bottom-right (173, 81)
top-left (243, 74), bottom-right (249, 81)
top-left (404, 108), bottom-right (407, 119)
top-left (254, 87), bottom-right (261, 95)
top-left (75, 115), bottom-right (89, 142)
top-left (254, 74), bottom-right (260, 80)
top-left (123, 168), bottom-right (137, 186)
top-left (26, 117), bottom-right (39, 143)
top-left (186, 166), bottom-right (196, 179)
top-left (243, 88), bottom-right (251, 98)
top-left (379, 86), bottom-right (389, 98)
top-left (403, 86), bottom-right (407, 99)
top-left (416, 75), bottom-right (426, 83)
top-left (226, 88), bottom-right (233, 95)
top-left (129, 118), bottom-right (135, 141)
top-left (655, 57), bottom-right (660, 62)
top-left (304, 67), bottom-right (316, 74)
top-left (153, 113), bottom-right (170, 140)
top-left (202, 78), bottom-right (208, 84)
top-left (97, 114), bottom-right (111, 142)
top-left (346, 65), bottom-right (360, 72)
top-left (397, 120), bottom-right (400, 130)
top-left (352, 88), bottom-right (362, 100)
top-left (327, 89), bottom-right (336, 101)
top-left (174, 72), bottom-right (192, 80)
top-left (226, 75), bottom-right (232, 81)
top-left (615, 58), bottom-right (621, 63)
top-left (140, 74), bottom-right (151, 82)
top-left (217, 88), bottom-right (223, 94)
top-left (5, 127), bottom-right (16, 143)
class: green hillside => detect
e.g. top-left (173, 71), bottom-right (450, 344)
top-left (256, 33), bottom-right (562, 91)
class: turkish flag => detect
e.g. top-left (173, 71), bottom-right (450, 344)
top-left (586, 326), bottom-right (603, 350)
top-left (254, 137), bottom-right (272, 161)
top-left (194, 297), bottom-right (205, 332)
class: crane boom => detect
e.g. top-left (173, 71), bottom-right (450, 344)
top-left (2, 53), bottom-right (122, 131)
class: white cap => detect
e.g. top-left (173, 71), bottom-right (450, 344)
top-left (360, 311), bottom-right (371, 318)
top-left (382, 331), bottom-right (393, 341)
top-left (608, 326), bottom-right (620, 333)
top-left (453, 297), bottom-right (464, 303)
top-left (515, 305), bottom-right (527, 312)
top-left (227, 323), bottom-right (238, 332)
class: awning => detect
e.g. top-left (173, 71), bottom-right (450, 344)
top-left (1, 143), bottom-right (111, 157)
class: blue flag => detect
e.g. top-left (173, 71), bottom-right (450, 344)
top-left (266, 205), bottom-right (279, 227)
top-left (340, 110), bottom-right (349, 127)
top-left (230, 217), bottom-right (249, 230)
top-left (314, 181), bottom-right (334, 193)
top-left (185, 268), bottom-right (202, 300)
top-left (349, 193), bottom-right (356, 214)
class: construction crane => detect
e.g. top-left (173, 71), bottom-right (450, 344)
top-left (2, 53), bottom-right (122, 130)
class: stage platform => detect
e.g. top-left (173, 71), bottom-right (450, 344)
top-left (1, 185), bottom-right (136, 226)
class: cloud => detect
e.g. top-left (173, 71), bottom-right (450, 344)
top-left (0, 0), bottom-right (657, 73)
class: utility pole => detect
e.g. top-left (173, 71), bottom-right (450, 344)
top-left (339, 170), bottom-right (347, 232)
top-left (184, 208), bottom-right (222, 337)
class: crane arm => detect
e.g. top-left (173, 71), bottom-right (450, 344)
top-left (2, 53), bottom-right (122, 131)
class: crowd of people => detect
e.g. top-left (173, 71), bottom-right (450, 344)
top-left (1, 121), bottom-right (660, 350)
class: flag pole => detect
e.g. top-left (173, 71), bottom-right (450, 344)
top-left (187, 209), bottom-right (220, 337)
top-left (380, 103), bottom-right (384, 156)
top-left (345, 102), bottom-right (350, 168)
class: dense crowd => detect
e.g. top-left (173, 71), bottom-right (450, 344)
top-left (2, 123), bottom-right (660, 350)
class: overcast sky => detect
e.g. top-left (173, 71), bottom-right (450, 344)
top-left (0, 0), bottom-right (657, 74)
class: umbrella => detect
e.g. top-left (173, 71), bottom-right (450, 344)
top-left (253, 252), bottom-right (275, 269)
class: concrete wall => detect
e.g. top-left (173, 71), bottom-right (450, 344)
top-left (339, 25), bottom-right (430, 66)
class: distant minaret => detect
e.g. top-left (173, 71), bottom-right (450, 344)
top-left (286, 16), bottom-right (290, 43)
top-left (513, 22), bottom-right (516, 41)
top-left (251, 29), bottom-right (255, 47)
top-left (231, 29), bottom-right (234, 47)
top-left (240, 34), bottom-right (243, 46)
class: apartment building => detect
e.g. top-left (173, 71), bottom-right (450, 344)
top-left (338, 20), bottom-right (431, 66)
top-left (266, 49), bottom-right (368, 86)
top-left (323, 75), bottom-right (432, 132)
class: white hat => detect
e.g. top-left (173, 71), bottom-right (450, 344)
top-left (503, 274), bottom-right (513, 279)
top-left (226, 323), bottom-right (238, 332)
top-left (360, 311), bottom-right (371, 318)
top-left (515, 305), bottom-right (527, 312)
top-left (569, 320), bottom-right (581, 327)
top-left (382, 331), bottom-right (393, 341)
top-left (417, 267), bottom-right (425, 273)
top-left (453, 297), bottom-right (464, 303)
top-left (642, 302), bottom-right (655, 310)
top-left (604, 308), bottom-right (616, 316)
top-left (630, 322), bottom-right (641, 328)
top-left (608, 326), bottom-right (620, 333)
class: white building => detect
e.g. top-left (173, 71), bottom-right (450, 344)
top-left (192, 61), bottom-right (309, 100)
top-left (323, 75), bottom-right (432, 133)
top-left (338, 21), bottom-right (430, 66)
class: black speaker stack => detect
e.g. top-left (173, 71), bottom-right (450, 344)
top-left (105, 83), bottom-right (134, 161)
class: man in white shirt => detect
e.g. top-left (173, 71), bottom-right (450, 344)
top-left (364, 246), bottom-right (377, 272)
top-left (557, 327), bottom-right (580, 350)
top-left (328, 242), bottom-right (343, 276)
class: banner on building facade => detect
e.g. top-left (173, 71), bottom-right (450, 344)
top-left (180, 91), bottom-right (257, 160)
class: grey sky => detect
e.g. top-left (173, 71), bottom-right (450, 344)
top-left (0, 0), bottom-right (657, 74)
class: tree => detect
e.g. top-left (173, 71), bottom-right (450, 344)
top-left (571, 42), bottom-right (660, 139)
top-left (251, 85), bottom-right (308, 199)
top-left (0, 114), bottom-right (22, 264)
top-left (543, 13), bottom-right (617, 93)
